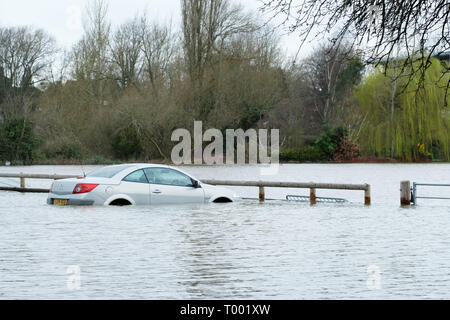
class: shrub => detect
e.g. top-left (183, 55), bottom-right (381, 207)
top-left (54, 144), bottom-right (83, 159)
top-left (280, 126), bottom-right (360, 162)
top-left (279, 145), bottom-right (327, 162)
top-left (40, 138), bottom-right (83, 160)
top-left (301, 145), bottom-right (327, 161)
top-left (333, 140), bottom-right (361, 161)
top-left (91, 155), bottom-right (115, 165)
top-left (315, 126), bottom-right (347, 159)
top-left (0, 118), bottom-right (41, 164)
top-left (279, 148), bottom-right (300, 161)
top-left (111, 125), bottom-right (143, 160)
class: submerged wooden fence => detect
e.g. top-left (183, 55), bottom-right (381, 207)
top-left (0, 173), bottom-right (371, 205)
top-left (202, 179), bottom-right (371, 205)
top-left (0, 173), bottom-right (78, 193)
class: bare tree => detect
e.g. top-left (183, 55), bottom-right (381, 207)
top-left (71, 0), bottom-right (112, 103)
top-left (304, 44), bottom-right (363, 124)
top-left (72, 0), bottom-right (111, 82)
top-left (221, 25), bottom-right (281, 68)
top-left (181, 0), bottom-right (255, 81)
top-left (139, 15), bottom-right (177, 91)
top-left (110, 17), bottom-right (142, 89)
top-left (0, 26), bottom-right (55, 119)
top-left (263, 0), bottom-right (450, 99)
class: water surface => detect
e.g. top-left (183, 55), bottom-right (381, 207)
top-left (1, 163), bottom-right (450, 299)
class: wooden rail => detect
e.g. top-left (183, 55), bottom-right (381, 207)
top-left (0, 187), bottom-right (50, 193)
top-left (0, 172), bottom-right (78, 193)
top-left (0, 173), bottom-right (371, 205)
top-left (0, 173), bottom-right (78, 181)
top-left (200, 180), bottom-right (371, 205)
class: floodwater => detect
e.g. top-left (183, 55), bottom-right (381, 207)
top-left (1, 163), bottom-right (450, 299)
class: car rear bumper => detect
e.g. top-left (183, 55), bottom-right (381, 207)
top-left (47, 191), bottom-right (106, 206)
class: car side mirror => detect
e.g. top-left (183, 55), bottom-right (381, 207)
top-left (192, 180), bottom-right (201, 188)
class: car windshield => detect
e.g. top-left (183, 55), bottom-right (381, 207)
top-left (87, 165), bottom-right (135, 178)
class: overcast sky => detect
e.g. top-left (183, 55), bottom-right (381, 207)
top-left (0, 0), bottom-right (313, 60)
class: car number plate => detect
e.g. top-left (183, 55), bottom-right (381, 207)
top-left (53, 199), bottom-right (68, 206)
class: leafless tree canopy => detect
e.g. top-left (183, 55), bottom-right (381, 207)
top-left (139, 16), bottom-right (177, 90)
top-left (110, 18), bottom-right (142, 89)
top-left (0, 27), bottom-right (55, 87)
top-left (263, 0), bottom-right (450, 91)
top-left (72, 0), bottom-right (110, 82)
top-left (181, 0), bottom-right (255, 81)
top-left (0, 26), bottom-right (55, 119)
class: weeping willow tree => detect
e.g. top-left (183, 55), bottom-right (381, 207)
top-left (355, 57), bottom-right (450, 161)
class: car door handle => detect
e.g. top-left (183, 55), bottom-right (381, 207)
top-left (152, 189), bottom-right (162, 194)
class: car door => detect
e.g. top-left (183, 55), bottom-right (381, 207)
top-left (144, 167), bottom-right (205, 204)
top-left (118, 169), bottom-right (150, 205)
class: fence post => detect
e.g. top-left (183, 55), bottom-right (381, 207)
top-left (364, 184), bottom-right (371, 205)
top-left (400, 181), bottom-right (411, 205)
top-left (20, 173), bottom-right (25, 188)
top-left (310, 188), bottom-right (316, 205)
top-left (259, 186), bottom-right (265, 202)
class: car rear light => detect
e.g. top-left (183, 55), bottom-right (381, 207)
top-left (73, 184), bottom-right (98, 194)
top-left (49, 182), bottom-right (54, 193)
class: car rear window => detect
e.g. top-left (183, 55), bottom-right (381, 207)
top-left (123, 169), bottom-right (149, 183)
top-left (87, 165), bottom-right (135, 178)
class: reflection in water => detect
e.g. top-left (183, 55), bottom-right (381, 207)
top-left (175, 205), bottom-right (259, 298)
top-left (2, 164), bottom-right (450, 298)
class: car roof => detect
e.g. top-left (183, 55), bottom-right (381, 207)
top-left (126, 163), bottom-right (170, 169)
top-left (83, 163), bottom-right (199, 183)
top-left (86, 163), bottom-right (168, 179)
top-left (98, 163), bottom-right (169, 169)
top-left (108, 163), bottom-right (196, 179)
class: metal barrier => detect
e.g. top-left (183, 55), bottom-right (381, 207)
top-left (400, 180), bottom-right (450, 205)
top-left (286, 195), bottom-right (348, 203)
top-left (412, 182), bottom-right (450, 205)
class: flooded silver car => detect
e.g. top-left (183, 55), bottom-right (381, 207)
top-left (47, 164), bottom-right (239, 206)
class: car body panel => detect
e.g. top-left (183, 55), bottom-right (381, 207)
top-left (116, 181), bottom-right (150, 205)
top-left (150, 184), bottom-right (205, 204)
top-left (201, 184), bottom-right (238, 202)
